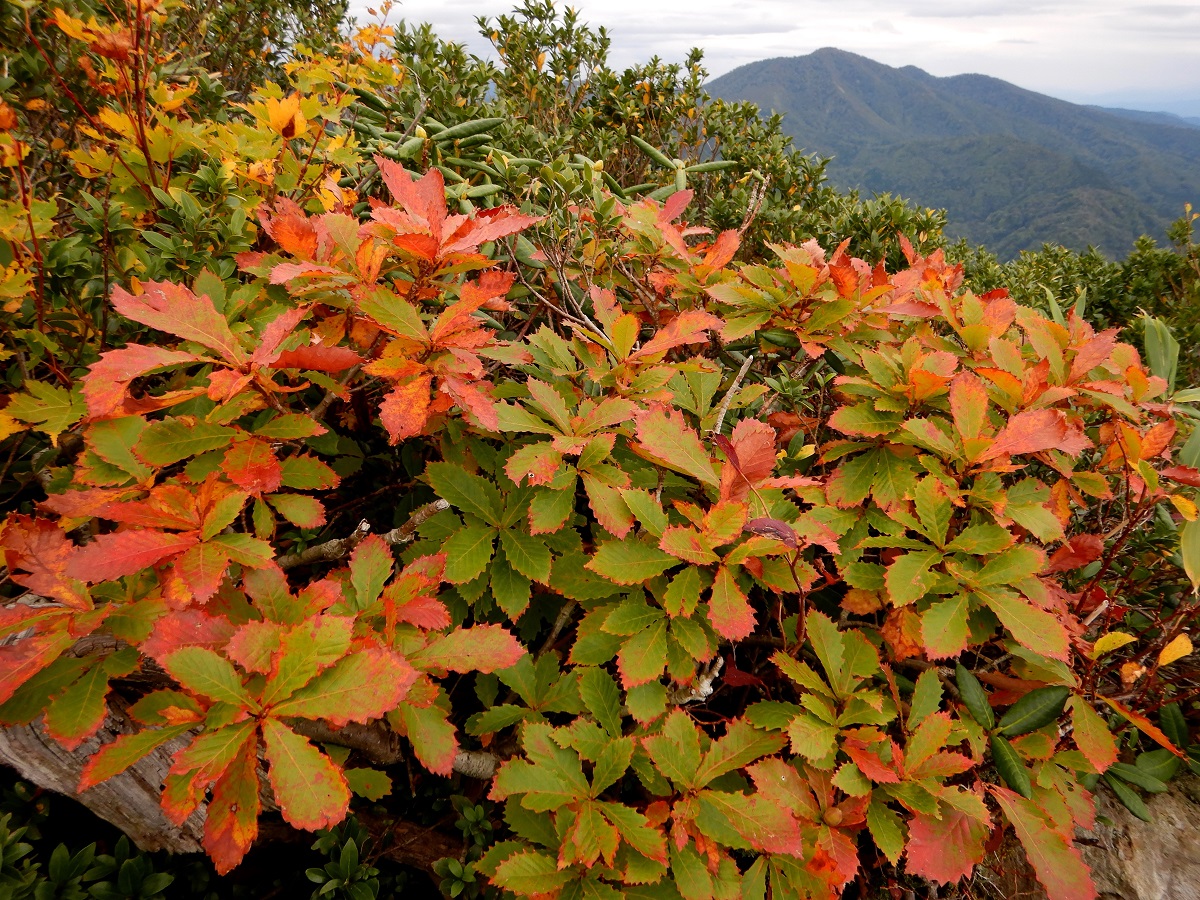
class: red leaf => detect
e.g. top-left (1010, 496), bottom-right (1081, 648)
top-left (110, 281), bottom-right (245, 365)
top-left (1162, 465), bottom-right (1200, 487)
top-left (981, 409), bottom-right (1092, 461)
top-left (0, 515), bottom-right (89, 608)
top-left (204, 737), bottom-right (261, 874)
top-left (441, 207), bottom-right (543, 255)
top-left (262, 718), bottom-right (350, 831)
top-left (65, 530), bottom-right (199, 583)
top-left (843, 739), bottom-right (899, 783)
top-left (442, 376), bottom-right (499, 432)
top-left (708, 565), bottom-right (756, 641)
top-left (222, 439), bottom-right (283, 494)
top-left (412, 625), bottom-right (525, 674)
top-left (225, 621), bottom-right (283, 674)
top-left (991, 786), bottom-right (1097, 900)
top-left (270, 344), bottom-right (364, 372)
top-left (905, 803), bottom-right (989, 884)
top-left (170, 542), bottom-right (232, 604)
top-left (0, 628), bottom-right (75, 704)
top-left (633, 310), bottom-right (723, 359)
top-left (718, 419), bottom-right (777, 503)
top-left (83, 345), bottom-right (204, 417)
top-left (249, 307), bottom-right (309, 366)
top-left (379, 376), bottom-right (432, 444)
top-left (1068, 329), bottom-right (1118, 383)
top-left (1101, 696), bottom-right (1187, 758)
top-left (1044, 535), bottom-right (1104, 574)
top-left (140, 609), bottom-right (235, 661)
top-left (261, 207), bottom-right (318, 259)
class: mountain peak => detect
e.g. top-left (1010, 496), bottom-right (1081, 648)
top-left (707, 54), bottom-right (1200, 259)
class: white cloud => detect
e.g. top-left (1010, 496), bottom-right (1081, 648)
top-left (356, 0), bottom-right (1200, 115)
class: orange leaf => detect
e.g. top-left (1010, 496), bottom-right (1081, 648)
top-left (379, 376), bottom-right (433, 444)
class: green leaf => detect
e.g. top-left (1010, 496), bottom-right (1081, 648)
top-left (492, 850), bottom-right (573, 896)
top-left (499, 531), bottom-right (552, 584)
top-left (135, 420), bottom-right (236, 466)
top-left (88, 417), bottom-right (152, 481)
top-left (490, 551), bottom-right (532, 619)
top-left (867, 799), bottom-right (905, 865)
top-left (1181, 519), bottom-right (1200, 591)
top-left (913, 478), bottom-right (952, 547)
top-left (694, 719), bottom-right (785, 786)
top-left (279, 455), bottom-right (340, 490)
top-left (945, 525), bottom-right (1014, 555)
top-left (44, 663), bottom-right (113, 749)
top-left (907, 668), bottom-right (943, 730)
top-left (885, 550), bottom-right (942, 605)
top-left (161, 647), bottom-right (256, 710)
top-left (349, 535), bottom-right (392, 609)
top-left (617, 618), bottom-right (668, 687)
top-left (579, 668), bottom-right (624, 737)
top-left (990, 734), bottom-right (1032, 798)
top-left (427, 462), bottom-right (504, 526)
top-left (922, 595), bottom-right (971, 659)
top-left (974, 545), bottom-right (1044, 587)
top-left (345, 768), bottom-right (391, 801)
top-left (998, 686), bottom-right (1070, 736)
top-left (587, 540), bottom-right (677, 585)
top-left (1142, 315), bottom-right (1179, 393)
top-left (442, 524), bottom-right (497, 584)
top-left (528, 489), bottom-right (575, 534)
top-left (955, 664), bottom-right (995, 730)
top-left (1108, 761), bottom-right (1168, 793)
top-left (1103, 772), bottom-right (1152, 822)
top-left (270, 647), bottom-right (414, 725)
top-left (5, 382), bottom-right (85, 444)
top-left (79, 724), bottom-right (195, 790)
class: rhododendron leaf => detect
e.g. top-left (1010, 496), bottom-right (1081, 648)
top-left (262, 718), bottom-right (350, 831)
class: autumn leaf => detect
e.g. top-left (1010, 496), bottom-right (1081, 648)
top-left (980, 408), bottom-right (1091, 461)
top-left (411, 625), bottom-right (525, 674)
top-left (65, 530), bottom-right (199, 583)
top-left (110, 281), bottom-right (246, 365)
top-left (261, 718), bottom-right (350, 831)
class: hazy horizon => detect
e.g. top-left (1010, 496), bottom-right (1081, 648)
top-left (358, 0), bottom-right (1200, 118)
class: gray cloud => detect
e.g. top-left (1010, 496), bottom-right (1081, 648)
top-left (362, 0), bottom-right (1200, 116)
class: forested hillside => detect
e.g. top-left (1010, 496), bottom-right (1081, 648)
top-left (709, 49), bottom-right (1200, 258)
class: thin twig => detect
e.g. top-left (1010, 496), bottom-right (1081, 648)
top-left (710, 353), bottom-right (755, 436)
top-left (275, 499), bottom-right (450, 570)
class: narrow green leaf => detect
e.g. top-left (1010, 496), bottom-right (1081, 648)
top-left (997, 686), bottom-right (1070, 736)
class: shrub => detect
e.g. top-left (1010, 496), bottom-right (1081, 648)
top-left (1, 4), bottom-right (1199, 900)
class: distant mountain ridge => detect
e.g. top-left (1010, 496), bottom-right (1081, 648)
top-left (707, 49), bottom-right (1200, 259)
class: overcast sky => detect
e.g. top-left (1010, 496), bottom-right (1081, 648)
top-left (353, 0), bottom-right (1200, 116)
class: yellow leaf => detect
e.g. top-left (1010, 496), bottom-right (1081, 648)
top-left (1090, 632), bottom-right (1136, 659)
top-left (1157, 633), bottom-right (1193, 667)
top-left (0, 411), bottom-right (24, 442)
top-left (1170, 494), bottom-right (1198, 521)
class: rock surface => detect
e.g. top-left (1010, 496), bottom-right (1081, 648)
top-left (1081, 775), bottom-right (1200, 900)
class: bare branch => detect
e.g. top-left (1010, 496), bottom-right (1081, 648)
top-left (276, 499), bottom-right (450, 570)
top-left (710, 353), bottom-right (756, 436)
